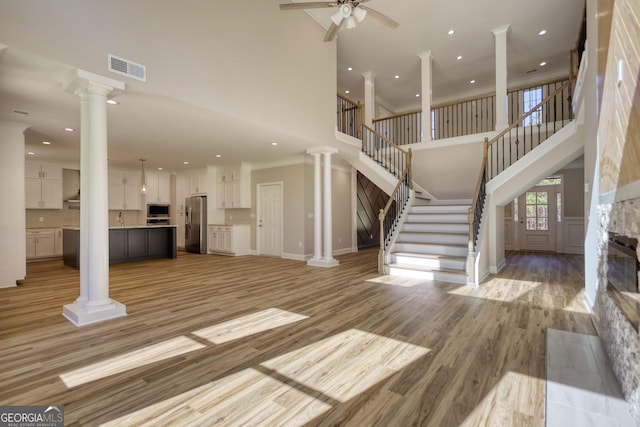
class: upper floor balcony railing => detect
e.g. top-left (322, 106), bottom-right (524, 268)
top-left (337, 77), bottom-right (574, 146)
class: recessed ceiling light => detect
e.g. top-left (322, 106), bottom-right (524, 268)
top-left (106, 99), bottom-right (118, 105)
top-left (457, 55), bottom-right (463, 60)
top-left (183, 161), bottom-right (189, 165)
top-left (42, 141), bottom-right (51, 145)
top-left (271, 142), bottom-right (278, 146)
top-left (215, 154), bottom-right (222, 158)
top-left (470, 79), bottom-right (476, 84)
top-left (64, 127), bottom-right (75, 132)
top-left (538, 30), bottom-right (547, 36)
top-left (157, 167), bottom-right (163, 170)
top-left (345, 90), bottom-right (350, 94)
top-left (448, 29), bottom-right (455, 35)
top-left (347, 67), bottom-right (353, 71)
top-left (540, 61), bottom-right (547, 66)
top-left (394, 75), bottom-right (400, 79)
top-left (416, 93), bottom-right (420, 97)
top-left (27, 151), bottom-right (35, 155)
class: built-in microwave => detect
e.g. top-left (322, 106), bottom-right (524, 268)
top-left (147, 204), bottom-right (170, 218)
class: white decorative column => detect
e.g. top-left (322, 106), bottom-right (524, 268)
top-left (362, 71), bottom-right (375, 127)
top-left (418, 51), bottom-right (433, 142)
top-left (0, 120), bottom-right (29, 288)
top-left (492, 25), bottom-right (510, 131)
top-left (77, 91), bottom-right (89, 304)
top-left (306, 147), bottom-right (339, 268)
top-left (321, 150), bottom-right (338, 265)
top-left (63, 70), bottom-right (126, 326)
top-left (309, 151), bottom-right (322, 262)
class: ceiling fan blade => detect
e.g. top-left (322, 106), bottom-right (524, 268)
top-left (279, 2), bottom-right (337, 10)
top-left (358, 5), bottom-right (399, 30)
top-left (324, 20), bottom-right (344, 42)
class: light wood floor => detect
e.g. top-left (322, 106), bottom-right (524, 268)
top-left (0, 250), bottom-right (595, 426)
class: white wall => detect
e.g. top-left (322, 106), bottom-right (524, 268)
top-left (583, 0), bottom-right (601, 308)
top-left (0, 0), bottom-right (337, 147)
top-left (0, 121), bottom-right (27, 287)
top-left (411, 138), bottom-right (485, 199)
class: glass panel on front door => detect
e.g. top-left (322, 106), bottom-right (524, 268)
top-left (525, 191), bottom-right (549, 231)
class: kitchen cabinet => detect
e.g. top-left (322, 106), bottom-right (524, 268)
top-left (64, 226), bottom-right (177, 268)
top-left (25, 162), bottom-right (63, 209)
top-left (188, 168), bottom-right (208, 195)
top-left (207, 224), bottom-right (249, 256)
top-left (175, 173), bottom-right (190, 211)
top-left (109, 169), bottom-right (142, 210)
top-left (145, 171), bottom-right (171, 204)
top-left (215, 163), bottom-right (250, 209)
top-left (26, 229), bottom-right (56, 259)
top-left (54, 228), bottom-right (63, 256)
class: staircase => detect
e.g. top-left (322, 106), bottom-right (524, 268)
top-left (387, 200), bottom-right (470, 284)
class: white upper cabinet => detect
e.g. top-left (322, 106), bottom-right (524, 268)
top-left (215, 163), bottom-right (250, 209)
top-left (145, 171), bottom-right (171, 204)
top-left (109, 169), bottom-right (142, 210)
top-left (188, 168), bottom-right (207, 195)
top-left (25, 162), bottom-right (63, 209)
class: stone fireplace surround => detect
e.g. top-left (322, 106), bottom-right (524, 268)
top-left (594, 197), bottom-right (640, 423)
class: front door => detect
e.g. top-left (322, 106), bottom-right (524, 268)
top-left (257, 183), bottom-right (283, 257)
top-left (518, 185), bottom-right (557, 252)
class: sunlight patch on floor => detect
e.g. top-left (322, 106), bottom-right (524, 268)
top-left (192, 308), bottom-right (308, 344)
top-left (460, 371), bottom-right (544, 426)
top-left (563, 291), bottom-right (591, 313)
top-left (261, 328), bottom-right (430, 402)
top-left (448, 279), bottom-right (541, 303)
top-left (60, 336), bottom-right (205, 388)
top-left (100, 367), bottom-right (331, 427)
top-left (366, 275), bottom-right (428, 287)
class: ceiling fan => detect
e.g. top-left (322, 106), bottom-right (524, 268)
top-left (279, 0), bottom-right (399, 42)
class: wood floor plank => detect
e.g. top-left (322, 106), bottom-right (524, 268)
top-left (0, 249), bottom-right (595, 426)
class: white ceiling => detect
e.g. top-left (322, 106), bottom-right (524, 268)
top-left (0, 0), bottom-right (585, 172)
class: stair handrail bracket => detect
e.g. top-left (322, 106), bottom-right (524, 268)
top-left (377, 148), bottom-right (412, 274)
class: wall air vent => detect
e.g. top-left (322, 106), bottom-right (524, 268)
top-left (108, 54), bottom-right (146, 82)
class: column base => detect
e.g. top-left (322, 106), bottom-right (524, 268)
top-left (63, 300), bottom-right (127, 327)
top-left (307, 258), bottom-right (339, 268)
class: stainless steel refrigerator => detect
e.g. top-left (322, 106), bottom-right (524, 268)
top-left (185, 195), bottom-right (207, 253)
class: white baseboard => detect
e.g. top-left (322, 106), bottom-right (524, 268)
top-left (489, 258), bottom-right (507, 275)
top-left (282, 253), bottom-right (307, 261)
top-left (333, 247), bottom-right (353, 256)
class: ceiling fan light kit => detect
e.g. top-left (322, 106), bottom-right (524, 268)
top-left (280, 0), bottom-right (396, 41)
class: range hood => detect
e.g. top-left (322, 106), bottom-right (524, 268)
top-left (63, 169), bottom-right (80, 209)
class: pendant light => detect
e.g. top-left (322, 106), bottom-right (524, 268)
top-left (139, 158), bottom-right (147, 194)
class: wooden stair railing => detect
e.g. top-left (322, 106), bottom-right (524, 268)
top-left (357, 125), bottom-right (413, 274)
top-left (378, 152), bottom-right (412, 273)
top-left (467, 78), bottom-right (576, 266)
top-left (361, 124), bottom-right (410, 180)
top-left (486, 79), bottom-right (574, 179)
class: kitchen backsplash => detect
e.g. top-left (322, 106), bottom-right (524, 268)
top-left (26, 206), bottom-right (145, 229)
top-left (26, 204), bottom-right (80, 228)
top-left (225, 208), bottom-right (251, 225)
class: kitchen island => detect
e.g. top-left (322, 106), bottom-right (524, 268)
top-left (63, 225), bottom-right (177, 269)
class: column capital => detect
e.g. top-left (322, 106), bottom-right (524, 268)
top-left (306, 146), bottom-right (338, 155)
top-left (491, 24), bottom-right (511, 36)
top-left (417, 50), bottom-right (433, 61)
top-left (66, 69), bottom-right (125, 98)
top-left (361, 70), bottom-right (375, 81)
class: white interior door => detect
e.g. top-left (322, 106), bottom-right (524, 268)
top-left (258, 183), bottom-right (282, 257)
top-left (518, 185), bottom-right (557, 251)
